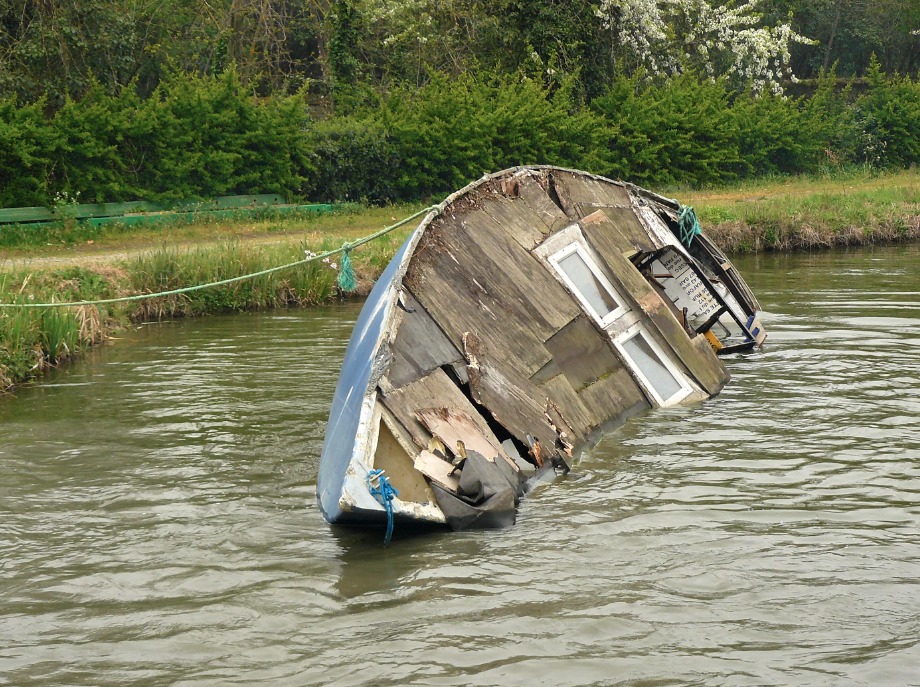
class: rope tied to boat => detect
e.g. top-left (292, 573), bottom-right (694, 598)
top-left (366, 468), bottom-right (399, 547)
top-left (337, 243), bottom-right (356, 292)
top-left (0, 205), bottom-right (437, 309)
top-left (678, 204), bottom-right (702, 247)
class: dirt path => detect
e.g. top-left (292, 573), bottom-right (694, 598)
top-left (0, 231), bottom-right (307, 272)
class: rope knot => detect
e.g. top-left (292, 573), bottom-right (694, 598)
top-left (367, 468), bottom-right (399, 546)
top-left (337, 243), bottom-right (357, 292)
top-left (677, 204), bottom-right (702, 247)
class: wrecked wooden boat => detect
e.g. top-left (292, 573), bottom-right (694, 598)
top-left (317, 166), bottom-right (765, 536)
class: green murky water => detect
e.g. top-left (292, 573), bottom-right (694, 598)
top-left (2, 245), bottom-right (918, 686)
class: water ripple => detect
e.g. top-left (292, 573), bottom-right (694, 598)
top-left (3, 249), bottom-right (920, 686)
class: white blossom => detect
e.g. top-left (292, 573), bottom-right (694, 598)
top-left (596, 0), bottom-right (815, 93)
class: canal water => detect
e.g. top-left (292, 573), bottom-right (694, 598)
top-left (1, 245), bottom-right (918, 686)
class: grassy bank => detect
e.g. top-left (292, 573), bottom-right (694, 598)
top-left (2, 169), bottom-right (918, 392)
top-left (0, 206), bottom-right (422, 391)
top-left (683, 168), bottom-right (920, 251)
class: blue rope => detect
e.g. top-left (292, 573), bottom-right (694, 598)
top-left (678, 204), bottom-right (702, 247)
top-left (367, 469), bottom-right (399, 546)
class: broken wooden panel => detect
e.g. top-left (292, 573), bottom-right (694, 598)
top-left (416, 407), bottom-right (509, 466)
top-left (469, 361), bottom-right (561, 455)
top-left (535, 374), bottom-right (595, 440)
top-left (552, 170), bottom-right (633, 208)
top-left (414, 449), bottom-right (461, 493)
top-left (542, 315), bottom-right (622, 391)
top-left (404, 255), bottom-right (550, 378)
top-left (386, 292), bottom-right (465, 389)
top-left (512, 172), bottom-right (572, 237)
top-left (580, 212), bottom-right (728, 396)
top-left (379, 367), bottom-right (497, 450)
top-left (372, 417), bottom-right (436, 504)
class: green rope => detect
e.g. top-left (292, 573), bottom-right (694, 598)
top-left (0, 206), bottom-right (436, 309)
top-left (678, 204), bottom-right (702, 247)
top-left (336, 245), bottom-right (356, 292)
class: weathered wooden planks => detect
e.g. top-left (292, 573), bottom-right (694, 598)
top-left (386, 292), bottom-right (465, 389)
top-left (508, 172), bottom-right (573, 238)
top-left (379, 367), bottom-right (503, 452)
top-left (479, 191), bottom-right (548, 251)
top-left (454, 206), bottom-right (581, 329)
top-left (405, 207), bottom-right (581, 378)
top-left (580, 212), bottom-right (728, 395)
top-left (551, 170), bottom-right (633, 208)
top-left (593, 206), bottom-right (658, 254)
top-left (469, 361), bottom-right (560, 453)
top-left (541, 315), bottom-right (621, 392)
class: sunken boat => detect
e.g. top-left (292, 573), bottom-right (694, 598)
top-left (317, 166), bottom-right (765, 535)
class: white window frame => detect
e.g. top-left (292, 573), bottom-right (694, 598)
top-left (548, 242), bottom-right (629, 327)
top-left (613, 324), bottom-right (693, 407)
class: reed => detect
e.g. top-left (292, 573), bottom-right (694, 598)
top-left (0, 228), bottom-right (411, 391)
top-left (0, 268), bottom-right (120, 389)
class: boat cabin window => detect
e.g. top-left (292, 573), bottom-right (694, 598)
top-left (615, 325), bottom-right (692, 406)
top-left (549, 243), bottom-right (628, 327)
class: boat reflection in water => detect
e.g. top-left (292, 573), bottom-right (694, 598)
top-left (317, 166), bottom-right (766, 537)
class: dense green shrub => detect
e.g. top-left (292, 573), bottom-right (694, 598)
top-left (308, 117), bottom-right (399, 203)
top-left (130, 68), bottom-right (314, 202)
top-left (591, 73), bottom-right (742, 186)
top-left (3, 62), bottom-right (920, 210)
top-left (853, 59), bottom-right (920, 168)
top-left (731, 91), bottom-right (815, 176)
top-left (0, 99), bottom-right (58, 207)
top-left (0, 69), bottom-right (314, 208)
top-left (51, 83), bottom-right (141, 202)
top-left (375, 72), bottom-right (609, 199)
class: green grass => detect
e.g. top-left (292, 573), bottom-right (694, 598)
top-left (0, 218), bottom-right (416, 391)
top-left (680, 168), bottom-right (920, 251)
top-left (0, 201), bottom-right (428, 258)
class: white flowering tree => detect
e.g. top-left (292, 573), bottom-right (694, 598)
top-left (596, 0), bottom-right (815, 92)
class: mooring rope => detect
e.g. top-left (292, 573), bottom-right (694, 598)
top-left (678, 204), bottom-right (702, 247)
top-left (366, 468), bottom-right (399, 547)
top-left (0, 205), bottom-right (437, 309)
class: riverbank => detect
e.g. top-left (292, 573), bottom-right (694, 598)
top-left (685, 168), bottom-right (920, 250)
top-left (2, 169), bottom-right (918, 392)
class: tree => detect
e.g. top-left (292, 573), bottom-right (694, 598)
top-left (595, 0), bottom-right (815, 92)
